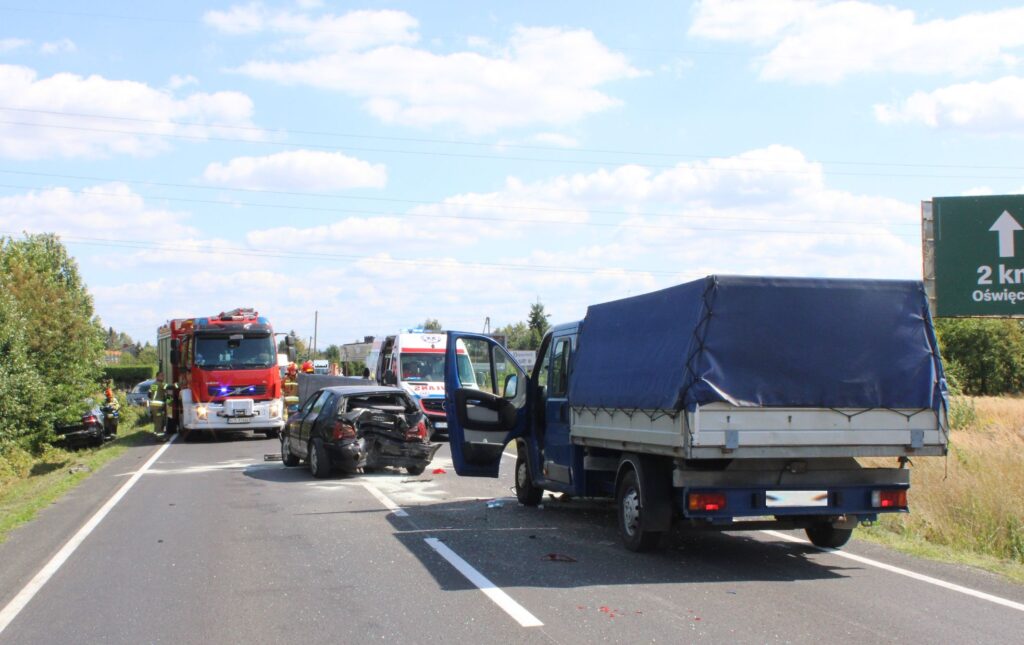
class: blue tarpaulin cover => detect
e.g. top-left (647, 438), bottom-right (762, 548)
top-left (567, 276), bottom-right (945, 411)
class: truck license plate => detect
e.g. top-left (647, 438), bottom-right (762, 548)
top-left (227, 417), bottom-right (251, 424)
top-left (765, 490), bottom-right (828, 508)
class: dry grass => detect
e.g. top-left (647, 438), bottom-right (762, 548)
top-left (862, 396), bottom-right (1024, 577)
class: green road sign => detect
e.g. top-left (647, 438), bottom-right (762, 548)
top-left (932, 194), bottom-right (1024, 316)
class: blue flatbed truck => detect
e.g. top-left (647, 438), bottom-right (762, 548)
top-left (443, 275), bottom-right (949, 551)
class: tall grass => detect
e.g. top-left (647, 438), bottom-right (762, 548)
top-left (868, 397), bottom-right (1024, 566)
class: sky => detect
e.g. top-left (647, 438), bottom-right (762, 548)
top-left (3, 0), bottom-right (1024, 348)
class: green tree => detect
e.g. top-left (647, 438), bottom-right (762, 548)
top-left (324, 344), bottom-right (341, 364)
top-left (0, 290), bottom-right (49, 446)
top-left (527, 301), bottom-right (550, 350)
top-left (0, 234), bottom-right (105, 427)
top-left (422, 318), bottom-right (443, 331)
top-left (935, 318), bottom-right (1024, 395)
top-left (495, 321), bottom-right (531, 350)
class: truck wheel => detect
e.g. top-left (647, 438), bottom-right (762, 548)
top-left (308, 439), bottom-right (331, 478)
top-left (616, 469), bottom-right (662, 552)
top-left (264, 429), bottom-right (279, 439)
top-left (805, 524), bottom-right (853, 548)
top-left (405, 464), bottom-right (426, 476)
top-left (515, 452), bottom-right (543, 507)
top-left (281, 435), bottom-right (300, 467)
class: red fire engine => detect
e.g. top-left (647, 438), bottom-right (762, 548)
top-left (156, 308), bottom-right (295, 437)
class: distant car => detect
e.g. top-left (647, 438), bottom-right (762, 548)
top-left (280, 385), bottom-right (441, 478)
top-left (127, 379), bottom-right (155, 406)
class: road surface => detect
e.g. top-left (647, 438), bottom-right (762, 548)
top-left (0, 434), bottom-right (1021, 643)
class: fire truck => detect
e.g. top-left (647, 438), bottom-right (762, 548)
top-left (156, 308), bottom-right (295, 437)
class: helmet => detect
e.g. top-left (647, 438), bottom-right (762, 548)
top-left (301, 360), bottom-right (314, 373)
top-left (286, 362), bottom-right (298, 379)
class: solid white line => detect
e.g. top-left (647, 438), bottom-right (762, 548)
top-left (425, 537), bottom-right (544, 627)
top-left (361, 482), bottom-right (409, 517)
top-left (761, 530), bottom-right (1024, 613)
top-left (0, 436), bottom-right (177, 635)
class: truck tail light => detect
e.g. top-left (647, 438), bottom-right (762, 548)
top-left (83, 415), bottom-right (98, 426)
top-left (332, 421), bottom-right (356, 440)
top-left (871, 489), bottom-right (907, 509)
top-left (688, 492), bottom-right (727, 512)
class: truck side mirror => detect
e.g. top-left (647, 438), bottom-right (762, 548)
top-left (287, 347), bottom-right (297, 362)
top-left (503, 374), bottom-right (518, 399)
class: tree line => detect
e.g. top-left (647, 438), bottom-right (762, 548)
top-left (0, 234), bottom-right (106, 449)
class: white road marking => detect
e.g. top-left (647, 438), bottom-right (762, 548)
top-left (360, 481), bottom-right (543, 628)
top-left (761, 530), bottom-right (1024, 613)
top-left (0, 436), bottom-right (177, 635)
top-left (361, 482), bottom-right (409, 517)
top-left (425, 538), bottom-right (544, 628)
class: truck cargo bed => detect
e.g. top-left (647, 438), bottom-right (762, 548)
top-left (571, 402), bottom-right (946, 459)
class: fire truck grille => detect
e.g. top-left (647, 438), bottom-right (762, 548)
top-left (208, 384), bottom-right (267, 397)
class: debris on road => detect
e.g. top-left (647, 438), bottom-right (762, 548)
top-left (485, 499), bottom-right (504, 509)
top-left (541, 553), bottom-right (577, 562)
top-left (432, 467), bottom-right (446, 474)
top-left (264, 454), bottom-right (282, 461)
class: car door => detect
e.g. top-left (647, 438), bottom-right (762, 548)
top-left (299, 390), bottom-right (332, 455)
top-left (443, 332), bottom-right (528, 477)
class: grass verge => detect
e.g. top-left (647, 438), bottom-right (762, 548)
top-left (0, 413), bottom-right (159, 544)
top-left (858, 396), bottom-right (1024, 585)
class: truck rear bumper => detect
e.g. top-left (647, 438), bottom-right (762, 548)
top-left (677, 483), bottom-right (907, 522)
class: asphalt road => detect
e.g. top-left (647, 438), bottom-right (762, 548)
top-left (1, 433), bottom-right (1022, 644)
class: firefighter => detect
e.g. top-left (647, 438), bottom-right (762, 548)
top-left (149, 374), bottom-right (166, 433)
top-left (301, 360), bottom-right (314, 374)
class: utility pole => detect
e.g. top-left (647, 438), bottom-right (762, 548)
top-left (313, 310), bottom-right (319, 357)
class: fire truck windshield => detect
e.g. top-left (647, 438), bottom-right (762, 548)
top-left (195, 334), bottom-right (276, 370)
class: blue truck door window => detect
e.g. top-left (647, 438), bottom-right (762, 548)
top-left (544, 336), bottom-right (573, 484)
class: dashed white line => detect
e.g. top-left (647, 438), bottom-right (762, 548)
top-left (0, 436), bottom-right (177, 635)
top-left (361, 482), bottom-right (409, 517)
top-left (425, 538), bottom-right (544, 627)
top-left (761, 530), bottom-right (1024, 613)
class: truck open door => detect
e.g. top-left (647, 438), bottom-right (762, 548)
top-left (444, 332), bottom-right (529, 477)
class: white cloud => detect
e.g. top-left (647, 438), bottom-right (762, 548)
top-left (0, 38), bottom-right (30, 54)
top-left (167, 74), bottom-right (198, 90)
top-left (875, 76), bottom-right (1024, 133)
top-left (203, 150), bottom-right (388, 191)
top-left (0, 183), bottom-right (197, 240)
top-left (0, 64), bottom-right (259, 159)
top-left (209, 6), bottom-right (642, 133)
top-left (690, 0), bottom-right (1024, 84)
top-left (40, 39), bottom-right (76, 55)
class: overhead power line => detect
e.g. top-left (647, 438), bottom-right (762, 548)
top-left (0, 175), bottom-right (919, 232)
top-left (2, 114), bottom-right (1023, 180)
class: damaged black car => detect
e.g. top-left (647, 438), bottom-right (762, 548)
top-left (281, 385), bottom-right (441, 478)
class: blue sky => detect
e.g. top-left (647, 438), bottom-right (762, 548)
top-left (2, 1), bottom-right (1023, 347)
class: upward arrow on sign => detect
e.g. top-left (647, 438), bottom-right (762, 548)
top-left (990, 210), bottom-right (1023, 257)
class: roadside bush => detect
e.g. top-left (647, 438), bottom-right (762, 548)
top-left (103, 365), bottom-right (157, 388)
top-left (935, 319), bottom-right (1024, 395)
top-left (0, 290), bottom-right (50, 447)
top-left (0, 234), bottom-right (105, 431)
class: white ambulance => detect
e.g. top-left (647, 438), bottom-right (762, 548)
top-left (373, 331), bottom-right (456, 435)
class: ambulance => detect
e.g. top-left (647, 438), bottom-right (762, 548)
top-left (373, 331), bottom-right (470, 436)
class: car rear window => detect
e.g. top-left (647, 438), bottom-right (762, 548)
top-left (342, 393), bottom-right (416, 414)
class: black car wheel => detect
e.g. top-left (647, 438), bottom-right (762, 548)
top-left (281, 435), bottom-right (300, 467)
top-left (308, 438), bottom-right (331, 479)
top-left (515, 451), bottom-right (543, 507)
top-left (405, 464), bottom-right (426, 476)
